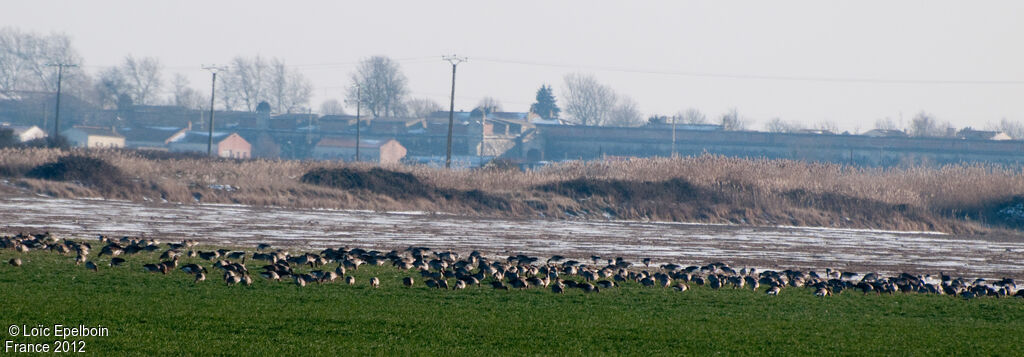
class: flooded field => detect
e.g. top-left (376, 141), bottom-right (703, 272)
top-left (1, 195), bottom-right (1022, 280)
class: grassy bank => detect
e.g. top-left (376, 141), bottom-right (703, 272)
top-left (1, 246), bottom-right (1022, 355)
top-left (4, 148), bottom-right (1024, 233)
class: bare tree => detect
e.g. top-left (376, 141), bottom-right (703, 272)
top-left (347, 56), bottom-right (408, 118)
top-left (677, 108), bottom-right (707, 124)
top-left (0, 28), bottom-right (88, 96)
top-left (222, 55), bottom-right (269, 112)
top-left (606, 95), bottom-right (644, 127)
top-left (562, 73), bottom-right (616, 126)
top-left (908, 111), bottom-right (953, 137)
top-left (765, 117), bottom-right (800, 133)
top-left (170, 73), bottom-right (205, 110)
top-left (94, 67), bottom-right (130, 109)
top-left (815, 120), bottom-right (839, 133)
top-left (720, 108), bottom-right (747, 131)
top-left (874, 117), bottom-right (900, 131)
top-left (216, 56), bottom-right (311, 113)
top-left (405, 97), bottom-right (442, 118)
top-left (473, 96), bottom-right (503, 116)
top-left (319, 99), bottom-right (346, 115)
top-left (120, 55), bottom-right (162, 105)
top-left (990, 118), bottom-right (1024, 139)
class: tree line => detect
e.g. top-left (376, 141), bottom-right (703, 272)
top-left (2, 27), bottom-right (1021, 136)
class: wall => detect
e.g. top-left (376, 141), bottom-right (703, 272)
top-left (538, 125), bottom-right (1024, 167)
top-left (217, 133), bottom-right (251, 159)
top-left (379, 140), bottom-right (407, 164)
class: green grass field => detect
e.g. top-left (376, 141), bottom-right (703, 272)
top-left (1, 247), bottom-right (1022, 356)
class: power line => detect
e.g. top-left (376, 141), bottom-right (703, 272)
top-left (473, 57), bottom-right (1024, 85)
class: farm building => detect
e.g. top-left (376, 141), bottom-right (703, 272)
top-left (61, 126), bottom-right (125, 148)
top-left (0, 123), bottom-right (46, 142)
top-left (169, 131), bottom-right (251, 159)
top-left (313, 137), bottom-right (407, 164)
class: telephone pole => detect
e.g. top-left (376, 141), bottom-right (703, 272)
top-left (202, 65), bottom-right (227, 156)
top-left (671, 115), bottom-right (677, 158)
top-left (353, 84), bottom-right (361, 162)
top-left (442, 55), bottom-right (467, 169)
top-left (46, 63), bottom-right (78, 142)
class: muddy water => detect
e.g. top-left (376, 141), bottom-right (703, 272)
top-left (1, 196), bottom-right (1022, 280)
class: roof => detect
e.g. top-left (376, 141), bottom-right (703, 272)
top-left (0, 123), bottom-right (43, 136)
top-left (173, 131), bottom-right (236, 144)
top-left (64, 126), bottom-right (124, 138)
top-left (957, 128), bottom-right (1012, 141)
top-left (862, 129), bottom-right (908, 138)
top-left (315, 137), bottom-right (397, 149)
top-left (122, 126), bottom-right (187, 143)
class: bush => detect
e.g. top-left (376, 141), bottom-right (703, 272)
top-left (301, 167), bottom-right (436, 200)
top-left (25, 155), bottom-right (127, 190)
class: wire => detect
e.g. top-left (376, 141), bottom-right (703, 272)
top-left (473, 57), bottom-right (1024, 85)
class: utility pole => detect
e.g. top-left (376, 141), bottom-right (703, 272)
top-left (353, 84), bottom-right (361, 162)
top-left (46, 63), bottom-right (78, 142)
top-left (442, 55), bottom-right (467, 169)
top-left (671, 115), bottom-right (677, 158)
top-left (202, 65), bottom-right (227, 156)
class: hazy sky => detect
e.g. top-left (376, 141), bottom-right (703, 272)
top-left (3, 1), bottom-right (1023, 132)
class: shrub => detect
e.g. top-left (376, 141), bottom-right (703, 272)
top-left (25, 155), bottom-right (127, 191)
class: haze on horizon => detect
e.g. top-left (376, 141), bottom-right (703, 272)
top-left (2, 0), bottom-right (1022, 133)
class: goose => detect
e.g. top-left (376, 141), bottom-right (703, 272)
top-left (85, 261), bottom-right (98, 272)
top-left (552, 284), bottom-right (564, 293)
top-left (109, 257), bottom-right (126, 267)
top-left (510, 279), bottom-right (529, 289)
top-left (242, 274), bottom-right (253, 286)
top-left (194, 272), bottom-right (206, 283)
top-left (815, 287), bottom-right (832, 297)
top-left (345, 276), bottom-right (356, 285)
top-left (295, 275), bottom-right (307, 287)
top-left (596, 280), bottom-right (616, 289)
top-left (75, 254), bottom-right (87, 266)
top-left (143, 263), bottom-right (163, 273)
top-left (766, 286), bottom-right (781, 295)
top-left (257, 243), bottom-right (271, 251)
top-left (453, 280), bottom-right (466, 290)
top-left (181, 264), bottom-right (205, 274)
top-left (370, 277), bottom-right (380, 288)
top-left (403, 277), bottom-right (414, 287)
top-left (259, 271), bottom-right (280, 281)
top-left (320, 271), bottom-right (339, 283)
top-left (198, 251), bottom-right (219, 261)
top-left (673, 282), bottom-right (689, 292)
top-left (438, 279), bottom-right (450, 290)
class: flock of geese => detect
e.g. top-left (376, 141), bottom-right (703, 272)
top-left (2, 232), bottom-right (1022, 300)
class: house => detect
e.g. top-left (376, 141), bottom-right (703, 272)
top-left (0, 123), bottom-right (46, 142)
top-left (168, 131), bottom-right (251, 158)
top-left (957, 128), bottom-right (1012, 141)
top-left (61, 126), bottom-right (125, 148)
top-left (313, 137), bottom-right (407, 164)
top-left (121, 122), bottom-right (190, 150)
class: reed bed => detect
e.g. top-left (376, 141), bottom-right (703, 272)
top-left (2, 148), bottom-right (1023, 233)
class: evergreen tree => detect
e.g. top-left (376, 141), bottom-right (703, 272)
top-left (529, 85), bottom-right (561, 119)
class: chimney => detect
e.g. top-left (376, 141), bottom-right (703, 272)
top-left (187, 121), bottom-right (192, 130)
